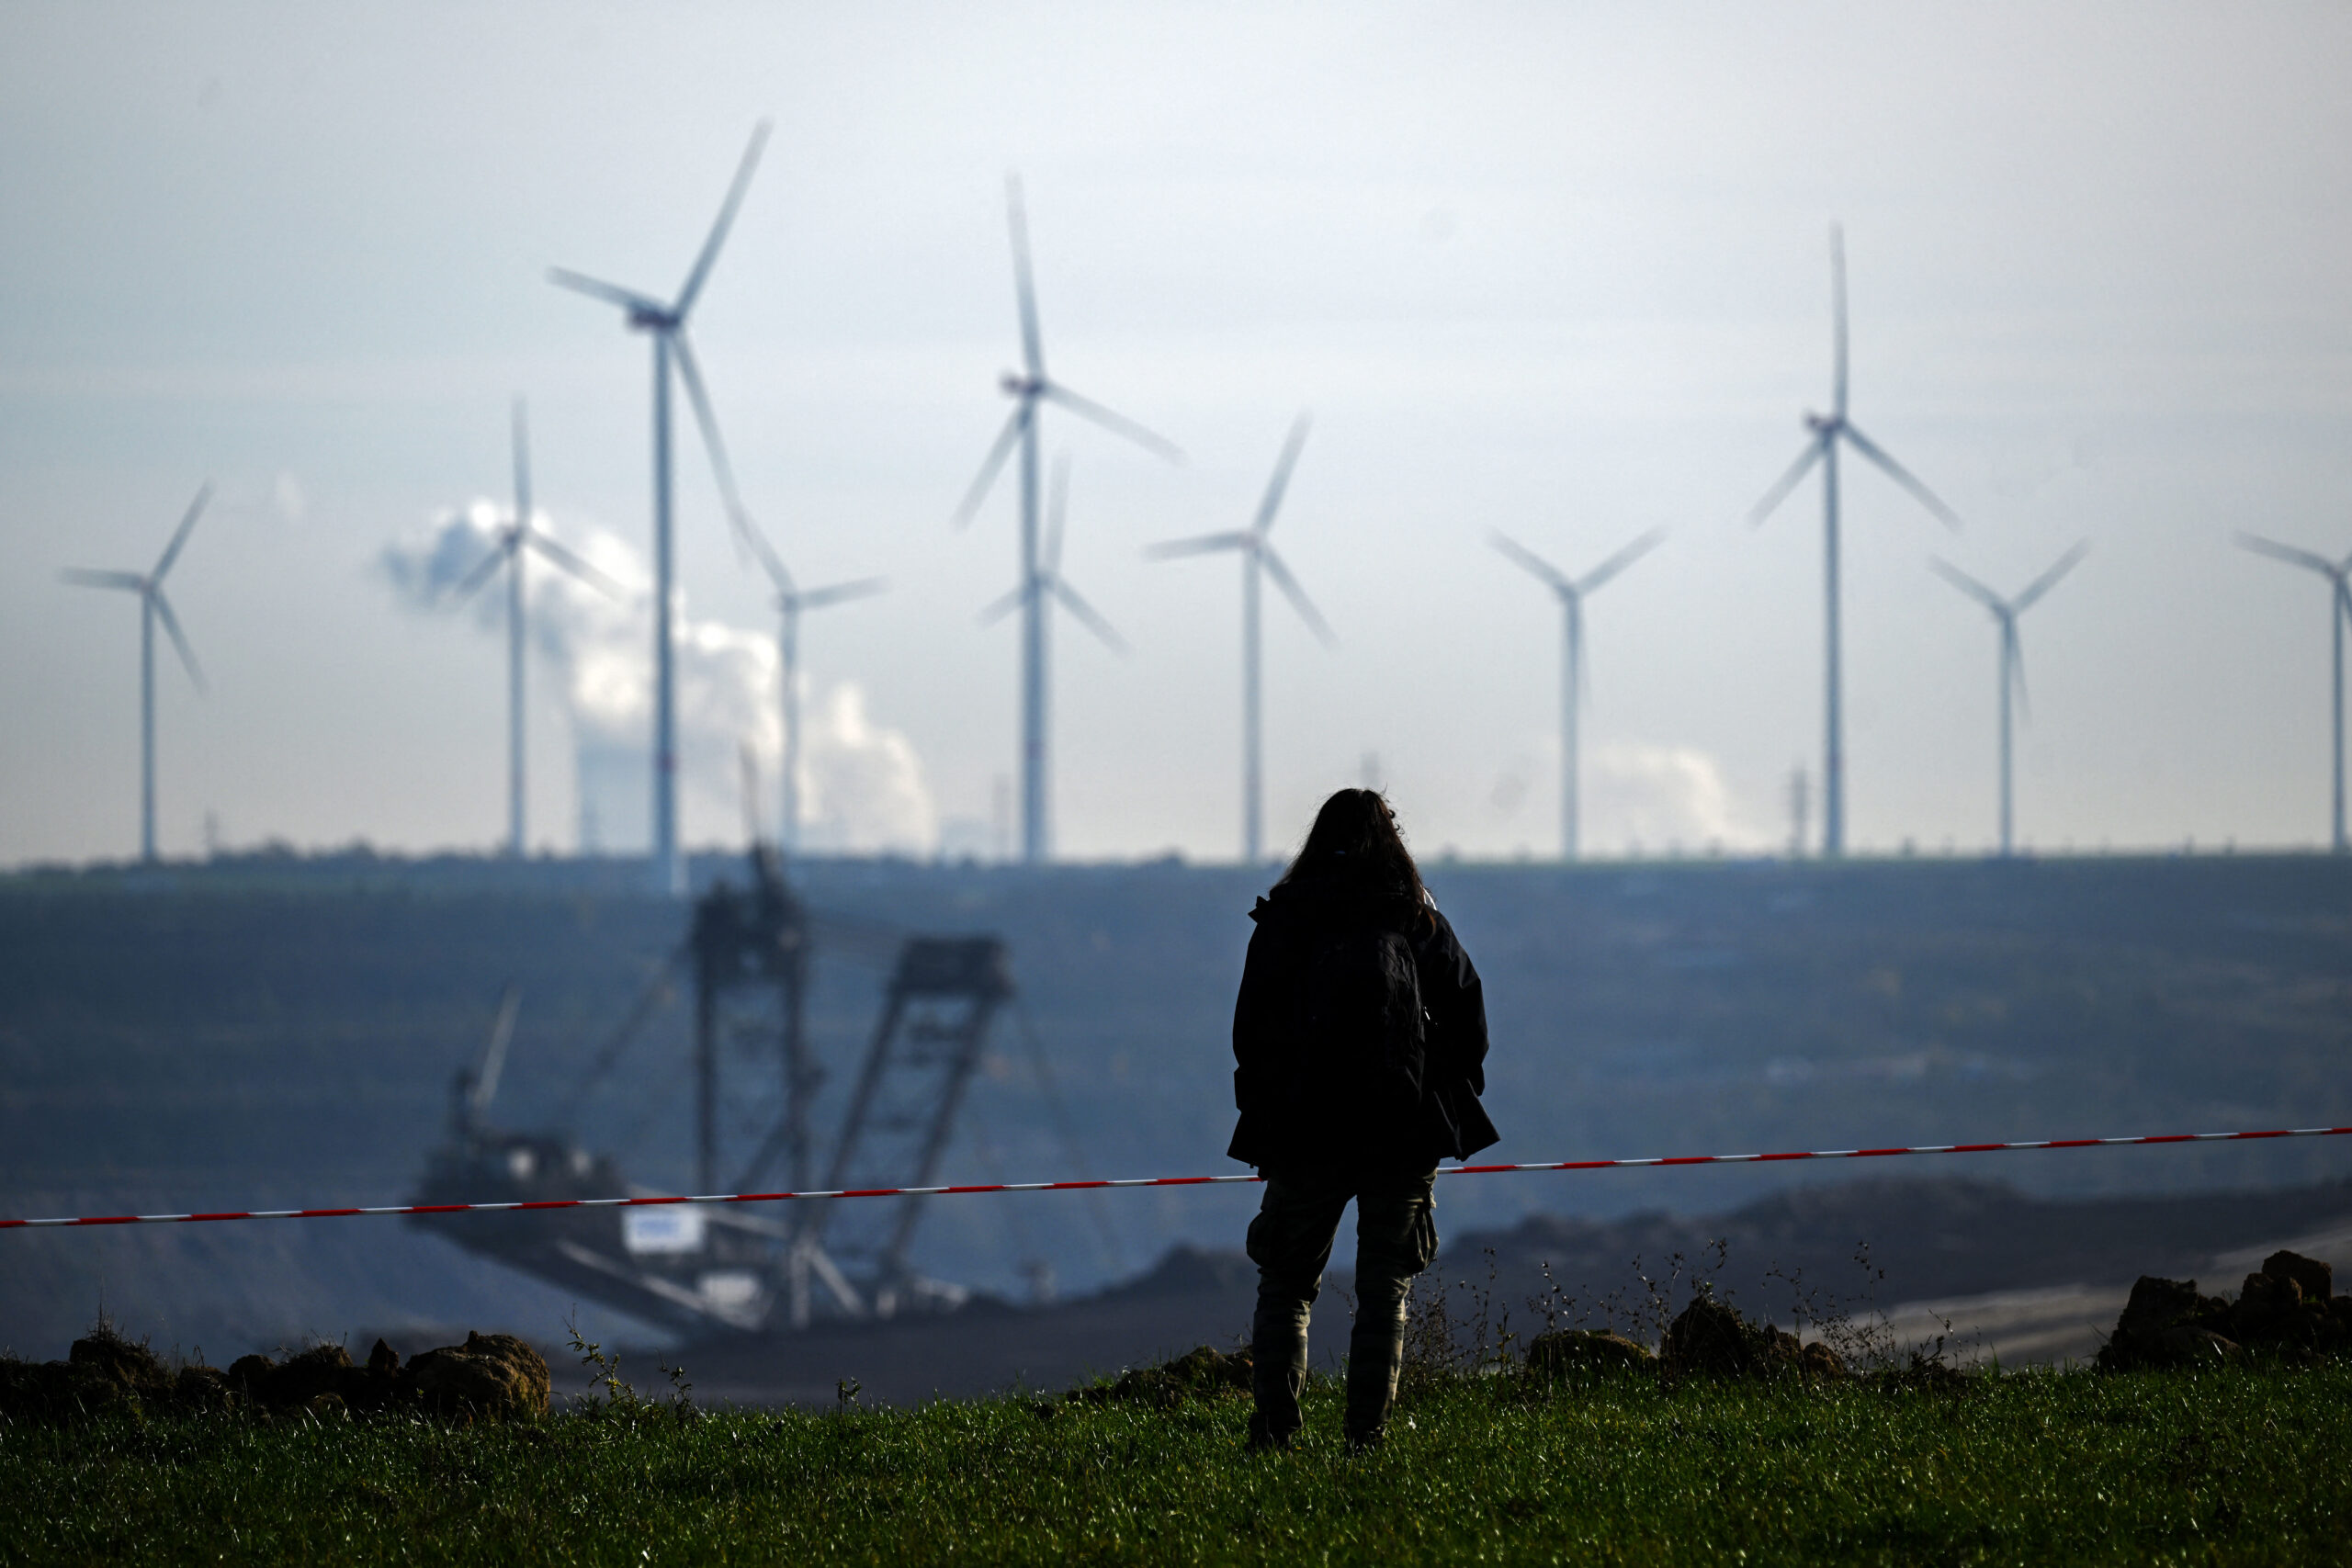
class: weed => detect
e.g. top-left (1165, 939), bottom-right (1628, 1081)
top-left (564, 1312), bottom-right (634, 1409)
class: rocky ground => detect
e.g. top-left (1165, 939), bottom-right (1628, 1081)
top-left (0, 1323), bottom-right (549, 1423)
top-left (650, 1179), bottom-right (2352, 1407)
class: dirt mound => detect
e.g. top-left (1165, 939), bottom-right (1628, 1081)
top-left (1524, 1328), bottom-right (1655, 1377)
top-left (2097, 1250), bottom-right (2352, 1371)
top-left (0, 1324), bottom-right (183, 1421)
top-left (1659, 1295), bottom-right (1846, 1382)
top-left (1, 1324), bottom-right (548, 1424)
top-left (1057, 1346), bottom-right (1253, 1410)
top-left (404, 1332), bottom-right (550, 1419)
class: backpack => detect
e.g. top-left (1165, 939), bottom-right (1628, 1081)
top-left (1284, 916), bottom-right (1430, 1134)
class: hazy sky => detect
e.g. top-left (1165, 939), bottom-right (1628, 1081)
top-left (4, 1), bottom-right (2349, 865)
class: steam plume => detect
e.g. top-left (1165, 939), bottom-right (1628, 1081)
top-left (377, 505), bottom-right (935, 853)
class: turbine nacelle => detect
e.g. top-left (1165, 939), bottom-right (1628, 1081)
top-left (1804, 411), bottom-right (1841, 437)
top-left (1000, 372), bottom-right (1043, 400)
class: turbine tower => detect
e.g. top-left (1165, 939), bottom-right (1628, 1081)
top-left (446, 399), bottom-right (623, 857)
top-left (2236, 533), bottom-right (2352, 852)
top-left (1928, 543), bottom-right (2087, 857)
top-left (1491, 527), bottom-right (1666, 862)
top-left (61, 484), bottom-right (210, 863)
top-left (1148, 414), bottom-right (1332, 863)
top-left (549, 121), bottom-right (771, 896)
top-left (736, 513), bottom-right (885, 859)
top-left (954, 175), bottom-right (1182, 865)
top-left (1746, 226), bottom-right (1962, 857)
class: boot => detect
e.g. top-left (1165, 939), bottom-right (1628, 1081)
top-left (1249, 1282), bottom-right (1311, 1451)
top-left (1245, 1408), bottom-right (1294, 1453)
top-left (1344, 1277), bottom-right (1410, 1450)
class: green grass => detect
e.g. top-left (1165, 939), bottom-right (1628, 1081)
top-left (6, 1367), bottom-right (2350, 1565)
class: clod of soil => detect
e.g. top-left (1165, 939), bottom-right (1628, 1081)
top-left (0, 1324), bottom-right (183, 1422)
top-left (405, 1332), bottom-right (550, 1420)
top-left (1, 1324), bottom-right (549, 1424)
top-left (1060, 1346), bottom-right (1252, 1410)
top-left (2097, 1250), bottom-right (2350, 1371)
top-left (1523, 1328), bottom-right (1655, 1377)
top-left (1659, 1295), bottom-right (1845, 1382)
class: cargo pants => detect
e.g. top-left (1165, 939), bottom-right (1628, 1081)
top-left (1246, 1161), bottom-right (1440, 1448)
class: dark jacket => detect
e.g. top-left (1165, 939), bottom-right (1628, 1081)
top-left (1227, 878), bottom-right (1498, 1169)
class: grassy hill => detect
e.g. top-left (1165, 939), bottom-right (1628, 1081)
top-left (5, 1362), bottom-right (2347, 1564)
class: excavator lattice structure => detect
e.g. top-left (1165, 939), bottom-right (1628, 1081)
top-left (409, 850), bottom-right (1013, 1335)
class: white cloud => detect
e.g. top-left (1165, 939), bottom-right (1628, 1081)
top-left (1586, 740), bottom-right (1768, 853)
top-left (794, 681), bottom-right (936, 853)
top-left (376, 506), bottom-right (935, 854)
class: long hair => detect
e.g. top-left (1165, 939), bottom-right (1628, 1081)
top-left (1277, 788), bottom-right (1432, 917)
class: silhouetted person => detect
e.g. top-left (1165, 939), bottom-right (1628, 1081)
top-left (1229, 788), bottom-right (1496, 1450)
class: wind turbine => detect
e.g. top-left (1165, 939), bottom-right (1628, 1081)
top-left (549, 120), bottom-right (771, 896)
top-left (1928, 543), bottom-right (2087, 857)
top-left (446, 399), bottom-right (624, 858)
top-left (2236, 533), bottom-right (2352, 852)
top-left (1148, 414), bottom-right (1332, 863)
top-left (1747, 226), bottom-right (1962, 857)
top-left (976, 454), bottom-right (1126, 854)
top-left (1490, 527), bottom-right (1666, 862)
top-left (954, 175), bottom-right (1182, 865)
top-left (61, 484), bottom-right (210, 863)
top-left (736, 513), bottom-right (885, 858)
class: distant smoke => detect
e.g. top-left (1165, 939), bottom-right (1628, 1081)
top-left (376, 504), bottom-right (935, 853)
top-left (1588, 741), bottom-right (1766, 852)
top-left (273, 471), bottom-right (308, 526)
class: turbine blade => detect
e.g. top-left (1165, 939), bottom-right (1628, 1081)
top-left (2012, 540), bottom-right (2089, 613)
top-left (1052, 579), bottom-right (1128, 654)
top-left (2235, 532), bottom-right (2337, 577)
top-left (1489, 531), bottom-right (1570, 592)
top-left (797, 577), bottom-right (888, 612)
top-left (1747, 438), bottom-right (1826, 527)
top-left (1576, 527), bottom-right (1668, 595)
top-left (59, 569), bottom-right (146, 591)
top-left (523, 529), bottom-right (627, 598)
top-left (1928, 556), bottom-right (2005, 613)
top-left (1044, 452), bottom-right (1070, 576)
top-left (953, 409), bottom-right (1025, 528)
top-left (547, 267), bottom-right (662, 315)
top-left (674, 120), bottom-right (772, 318)
top-left (1830, 224), bottom-right (1849, 421)
top-left (976, 583), bottom-right (1025, 626)
top-left (1144, 531), bottom-right (1250, 560)
top-left (1040, 383), bottom-right (1185, 465)
top-left (153, 482), bottom-right (212, 581)
top-left (1006, 174), bottom-right (1044, 379)
top-left (1251, 413), bottom-right (1312, 536)
top-left (1840, 423), bottom-right (1962, 529)
top-left (448, 537), bottom-right (514, 604)
top-left (671, 331), bottom-right (755, 559)
top-left (150, 591), bottom-right (205, 692)
top-left (511, 398), bottom-right (533, 531)
top-left (1048, 576), bottom-right (1128, 649)
top-left (734, 507), bottom-right (796, 596)
top-left (1259, 547), bottom-right (1336, 647)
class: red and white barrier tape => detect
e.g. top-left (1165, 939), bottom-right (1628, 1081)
top-left (6, 1124), bottom-right (2348, 1231)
